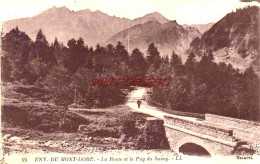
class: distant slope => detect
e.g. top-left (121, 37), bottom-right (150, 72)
top-left (3, 7), bottom-right (169, 47)
top-left (107, 20), bottom-right (201, 57)
top-left (188, 6), bottom-right (259, 74)
top-left (3, 7), bottom-right (130, 46)
top-left (183, 23), bottom-right (214, 34)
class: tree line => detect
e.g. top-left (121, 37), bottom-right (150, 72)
top-left (1, 27), bottom-right (159, 107)
top-left (1, 27), bottom-right (259, 121)
top-left (150, 51), bottom-right (259, 121)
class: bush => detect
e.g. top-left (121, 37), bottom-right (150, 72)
top-left (119, 113), bottom-right (170, 150)
top-left (58, 112), bottom-right (90, 132)
top-left (119, 113), bottom-right (145, 139)
top-left (2, 102), bottom-right (90, 133)
top-left (137, 119), bottom-right (170, 150)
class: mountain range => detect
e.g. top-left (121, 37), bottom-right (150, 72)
top-left (3, 6), bottom-right (203, 57)
top-left (2, 6), bottom-right (259, 75)
top-left (3, 7), bottom-right (171, 47)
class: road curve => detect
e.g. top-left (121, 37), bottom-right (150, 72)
top-left (126, 87), bottom-right (198, 121)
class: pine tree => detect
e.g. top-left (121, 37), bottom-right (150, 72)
top-left (93, 43), bottom-right (106, 74)
top-left (66, 38), bottom-right (87, 73)
top-left (170, 50), bottom-right (182, 68)
top-left (45, 65), bottom-right (73, 106)
top-left (35, 29), bottom-right (48, 46)
top-left (162, 56), bottom-right (169, 65)
top-left (33, 29), bottom-right (55, 64)
top-left (146, 43), bottom-right (160, 65)
top-left (53, 38), bottom-right (59, 48)
top-left (152, 55), bottom-right (162, 70)
top-left (115, 42), bottom-right (129, 64)
top-left (129, 48), bottom-right (147, 78)
top-left (196, 52), bottom-right (216, 84)
top-left (1, 27), bottom-right (32, 82)
top-left (185, 52), bottom-right (196, 73)
top-left (67, 38), bottom-right (77, 49)
top-left (114, 42), bottom-right (130, 76)
top-left (50, 37), bottom-right (62, 64)
top-left (106, 44), bottom-right (115, 56)
top-left (244, 66), bottom-right (256, 79)
top-left (1, 56), bottom-right (13, 82)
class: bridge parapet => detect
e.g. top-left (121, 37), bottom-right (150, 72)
top-left (205, 114), bottom-right (260, 129)
top-left (164, 115), bottom-right (233, 141)
top-left (205, 114), bottom-right (260, 144)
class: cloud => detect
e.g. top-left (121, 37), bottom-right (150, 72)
top-left (240, 0), bottom-right (260, 2)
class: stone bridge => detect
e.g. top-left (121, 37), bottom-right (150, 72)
top-left (128, 87), bottom-right (260, 157)
top-left (148, 113), bottom-right (260, 157)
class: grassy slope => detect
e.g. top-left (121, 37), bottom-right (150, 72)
top-left (1, 83), bottom-right (151, 154)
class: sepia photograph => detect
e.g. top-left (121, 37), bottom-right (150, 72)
top-left (0, 0), bottom-right (260, 163)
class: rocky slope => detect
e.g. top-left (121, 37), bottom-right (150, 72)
top-left (107, 20), bottom-right (201, 57)
top-left (188, 6), bottom-right (259, 74)
top-left (183, 23), bottom-right (214, 34)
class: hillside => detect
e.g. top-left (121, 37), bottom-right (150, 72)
top-left (1, 83), bottom-right (169, 154)
top-left (107, 20), bottom-right (201, 57)
top-left (3, 7), bottom-right (170, 47)
top-left (188, 6), bottom-right (259, 74)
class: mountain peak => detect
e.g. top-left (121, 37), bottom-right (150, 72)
top-left (150, 11), bottom-right (162, 15)
top-left (167, 20), bottom-right (178, 24)
top-left (76, 8), bottom-right (92, 14)
top-left (51, 6), bottom-right (69, 11)
top-left (133, 11), bottom-right (169, 25)
top-left (144, 11), bottom-right (169, 21)
top-left (163, 20), bottom-right (180, 28)
top-left (42, 6), bottom-right (71, 15)
top-left (59, 6), bottom-right (71, 12)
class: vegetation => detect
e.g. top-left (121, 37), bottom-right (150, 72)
top-left (191, 6), bottom-right (259, 56)
top-left (150, 51), bottom-right (259, 121)
top-left (1, 28), bottom-right (135, 108)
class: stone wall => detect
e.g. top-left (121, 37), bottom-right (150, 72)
top-left (205, 114), bottom-right (260, 144)
top-left (233, 128), bottom-right (260, 143)
top-left (165, 115), bottom-right (233, 141)
top-left (205, 114), bottom-right (260, 129)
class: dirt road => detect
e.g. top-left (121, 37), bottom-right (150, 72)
top-left (126, 87), bottom-right (199, 122)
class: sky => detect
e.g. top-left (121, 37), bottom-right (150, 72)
top-left (0, 0), bottom-right (259, 24)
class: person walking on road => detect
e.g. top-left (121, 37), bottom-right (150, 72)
top-left (137, 100), bottom-right (142, 108)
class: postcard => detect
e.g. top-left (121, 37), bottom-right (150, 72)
top-left (1, 0), bottom-right (260, 163)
